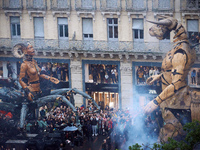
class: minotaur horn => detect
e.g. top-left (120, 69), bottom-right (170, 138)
top-left (13, 43), bottom-right (26, 58)
top-left (146, 19), bottom-right (172, 26)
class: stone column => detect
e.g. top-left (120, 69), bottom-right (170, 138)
top-left (70, 60), bottom-right (83, 107)
top-left (120, 62), bottom-right (133, 110)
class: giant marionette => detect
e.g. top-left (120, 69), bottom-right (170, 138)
top-left (144, 16), bottom-right (200, 142)
top-left (15, 43), bottom-right (59, 101)
top-left (1, 43), bottom-right (100, 131)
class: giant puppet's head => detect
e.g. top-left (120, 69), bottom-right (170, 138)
top-left (147, 16), bottom-right (178, 40)
top-left (13, 43), bottom-right (35, 58)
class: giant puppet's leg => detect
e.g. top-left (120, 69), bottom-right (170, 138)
top-left (36, 95), bottom-right (77, 112)
top-left (159, 108), bottom-right (185, 142)
top-left (72, 88), bottom-right (101, 110)
top-left (20, 102), bottom-right (29, 129)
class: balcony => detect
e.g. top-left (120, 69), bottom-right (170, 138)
top-left (126, 0), bottom-right (147, 12)
top-left (0, 38), bottom-right (181, 55)
top-left (2, 0), bottom-right (23, 10)
top-left (152, 0), bottom-right (174, 12)
top-left (26, 0), bottom-right (47, 11)
top-left (50, 0), bottom-right (71, 11)
top-left (100, 0), bottom-right (122, 12)
top-left (180, 0), bottom-right (200, 12)
top-left (75, 0), bottom-right (96, 11)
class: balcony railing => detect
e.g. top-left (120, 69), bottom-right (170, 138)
top-left (126, 0), bottom-right (147, 12)
top-left (50, 0), bottom-right (71, 11)
top-left (180, 0), bottom-right (200, 12)
top-left (152, 0), bottom-right (174, 12)
top-left (75, 0), bottom-right (96, 11)
top-left (3, 0), bottom-right (23, 10)
top-left (26, 0), bottom-right (47, 11)
top-left (100, 0), bottom-right (122, 12)
top-left (0, 38), bottom-right (184, 54)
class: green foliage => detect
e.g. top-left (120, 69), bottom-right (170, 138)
top-left (129, 121), bottom-right (200, 150)
top-left (129, 143), bottom-right (142, 150)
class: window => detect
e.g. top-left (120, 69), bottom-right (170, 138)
top-left (82, 18), bottom-right (93, 39)
top-left (132, 19), bottom-right (143, 40)
top-left (58, 18), bottom-right (68, 39)
top-left (187, 19), bottom-right (199, 40)
top-left (34, 17), bottom-right (44, 38)
top-left (158, 0), bottom-right (170, 9)
top-left (82, 0), bottom-right (93, 8)
top-left (10, 17), bottom-right (20, 38)
top-left (107, 18), bottom-right (118, 40)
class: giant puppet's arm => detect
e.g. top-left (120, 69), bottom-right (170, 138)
top-left (146, 74), bottom-right (163, 85)
top-left (144, 52), bottom-right (187, 114)
top-left (40, 74), bottom-right (60, 84)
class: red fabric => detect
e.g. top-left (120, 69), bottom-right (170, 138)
top-left (5, 112), bottom-right (13, 118)
top-left (0, 110), bottom-right (6, 114)
top-left (108, 120), bottom-right (113, 129)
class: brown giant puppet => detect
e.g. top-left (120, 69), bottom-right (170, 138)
top-left (13, 43), bottom-right (59, 101)
top-left (144, 16), bottom-right (200, 142)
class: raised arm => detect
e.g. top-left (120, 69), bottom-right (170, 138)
top-left (145, 52), bottom-right (187, 113)
top-left (40, 74), bottom-right (60, 84)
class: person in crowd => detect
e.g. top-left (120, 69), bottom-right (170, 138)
top-left (91, 115), bottom-right (98, 136)
top-left (7, 61), bottom-right (13, 78)
top-left (101, 139), bottom-right (108, 150)
top-left (149, 67), bottom-right (154, 77)
top-left (191, 69), bottom-right (196, 84)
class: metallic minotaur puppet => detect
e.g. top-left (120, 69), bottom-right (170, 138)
top-left (144, 16), bottom-right (199, 141)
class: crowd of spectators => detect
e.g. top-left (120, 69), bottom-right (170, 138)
top-left (89, 64), bottom-right (118, 84)
top-left (136, 66), bottom-right (161, 85)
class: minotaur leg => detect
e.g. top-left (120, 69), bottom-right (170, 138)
top-left (159, 108), bottom-right (184, 142)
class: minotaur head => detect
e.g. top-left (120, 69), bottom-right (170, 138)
top-left (13, 42), bottom-right (35, 58)
top-left (147, 16), bottom-right (178, 40)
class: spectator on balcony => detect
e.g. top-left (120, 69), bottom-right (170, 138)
top-left (100, 66), bottom-right (105, 83)
top-left (197, 69), bottom-right (200, 85)
top-left (7, 61), bottom-right (13, 78)
top-left (149, 67), bottom-right (154, 77)
top-left (191, 69), bottom-right (196, 84)
top-left (92, 66), bottom-right (98, 83)
top-left (52, 64), bottom-right (57, 78)
top-left (111, 67), bottom-right (117, 83)
top-left (56, 64), bottom-right (62, 80)
top-left (62, 64), bottom-right (68, 81)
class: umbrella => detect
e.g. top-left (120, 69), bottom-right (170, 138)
top-left (63, 126), bottom-right (78, 132)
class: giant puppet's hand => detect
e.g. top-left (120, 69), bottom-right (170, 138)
top-left (50, 77), bottom-right (60, 84)
top-left (144, 100), bottom-right (158, 114)
top-left (24, 87), bottom-right (34, 102)
top-left (146, 74), bottom-right (162, 85)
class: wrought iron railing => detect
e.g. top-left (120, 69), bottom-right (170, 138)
top-left (50, 0), bottom-right (71, 11)
top-left (26, 0), bottom-right (47, 11)
top-left (126, 0), bottom-right (147, 12)
top-left (180, 0), bottom-right (200, 11)
top-left (2, 0), bottom-right (23, 10)
top-left (100, 0), bottom-right (122, 12)
top-left (152, 0), bottom-right (174, 12)
top-left (75, 0), bottom-right (96, 11)
top-left (0, 38), bottom-right (182, 54)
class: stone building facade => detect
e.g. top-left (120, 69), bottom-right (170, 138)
top-left (0, 0), bottom-right (200, 110)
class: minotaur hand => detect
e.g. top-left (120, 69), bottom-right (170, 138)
top-left (28, 93), bottom-right (34, 102)
top-left (50, 77), bottom-right (60, 84)
top-left (146, 74), bottom-right (162, 85)
top-left (144, 100), bottom-right (158, 114)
